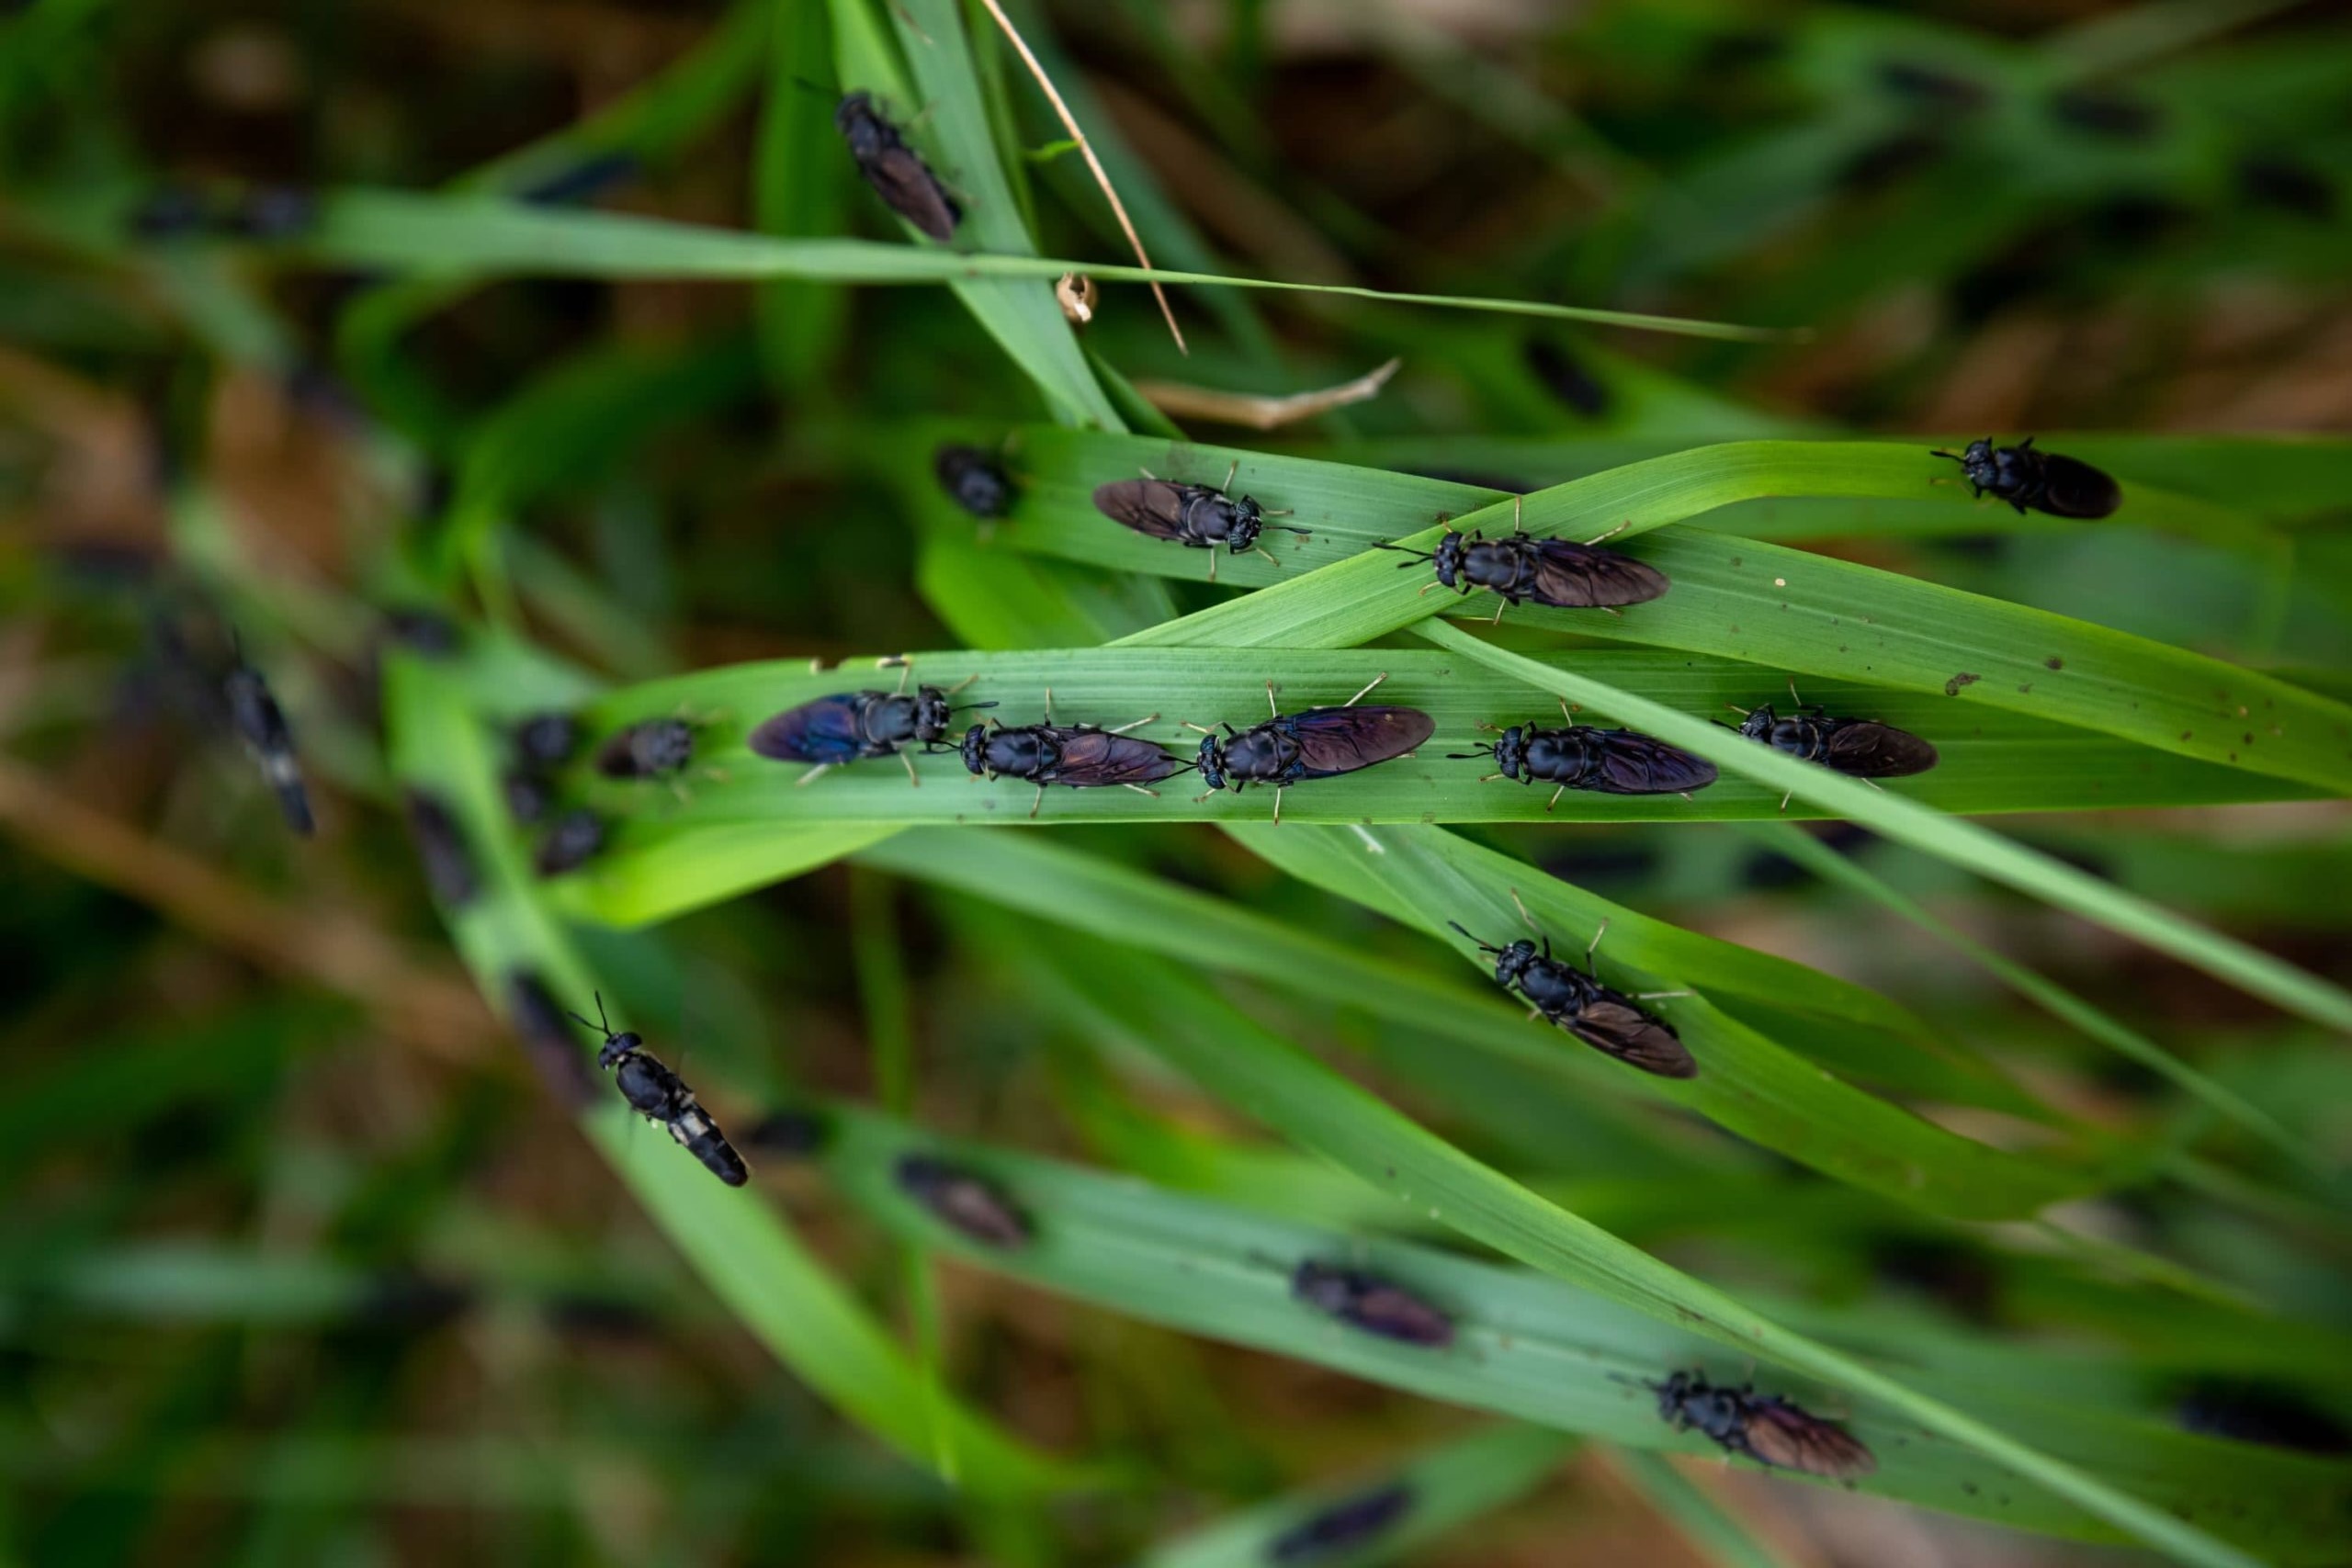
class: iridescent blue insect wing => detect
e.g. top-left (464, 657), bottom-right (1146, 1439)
top-left (750, 694), bottom-right (870, 763)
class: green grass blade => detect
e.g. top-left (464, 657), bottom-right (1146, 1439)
top-left (1738, 819), bottom-right (2327, 1178)
top-left (1416, 619), bottom-right (2352, 1038)
top-left (1605, 1449), bottom-right (1799, 1568)
top-left (807, 1094), bottom-right (2343, 1562)
top-left (1138, 1425), bottom-right (1573, 1568)
top-left (379, 654), bottom-right (1090, 1495)
top-left (1010, 941), bottom-right (2284, 1568)
top-left (287, 190), bottom-right (1792, 342)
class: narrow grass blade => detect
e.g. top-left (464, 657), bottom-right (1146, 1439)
top-left (1416, 619), bottom-right (2352, 1038)
top-left (288, 190), bottom-right (1792, 342)
top-left (1605, 1448), bottom-right (1799, 1568)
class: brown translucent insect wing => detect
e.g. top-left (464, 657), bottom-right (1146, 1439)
top-left (1347, 1280), bottom-right (1456, 1347)
top-left (1286, 705), bottom-right (1436, 778)
top-left (1821, 719), bottom-right (1939, 778)
top-left (1049, 728), bottom-right (1188, 787)
top-left (2040, 453), bottom-right (2122, 519)
top-left (1569, 994), bottom-right (1697, 1078)
top-left (861, 146), bottom-right (960, 243)
top-left (1092, 478), bottom-right (1195, 542)
top-left (1525, 540), bottom-right (1672, 608)
top-left (1743, 1397), bottom-right (1877, 1479)
top-left (1594, 730), bottom-right (1719, 795)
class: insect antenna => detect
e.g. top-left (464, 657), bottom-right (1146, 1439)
top-left (1445, 919), bottom-right (1504, 957)
top-left (1374, 543), bottom-right (1433, 568)
top-left (1443, 743), bottom-right (1497, 760)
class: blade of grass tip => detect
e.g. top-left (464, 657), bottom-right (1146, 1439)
top-left (848, 865), bottom-right (955, 1482)
top-left (1737, 820), bottom-right (2329, 1181)
top-left (975, 0), bottom-right (1185, 354)
top-left (1414, 619), bottom-right (2352, 1041)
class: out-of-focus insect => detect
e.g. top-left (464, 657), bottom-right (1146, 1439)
top-left (1931, 436), bottom-right (2120, 519)
top-left (502, 770), bottom-right (554, 825)
top-left (2173, 1378), bottom-right (2350, 1454)
top-left (1268, 1483), bottom-right (1414, 1564)
top-left (1522, 338), bottom-right (1610, 418)
top-left (749, 663), bottom-right (991, 786)
top-left (1092, 461), bottom-right (1312, 581)
top-left (895, 1155), bottom-right (1031, 1248)
top-left (381, 608), bottom-right (461, 657)
top-left (960, 688), bottom-right (1188, 818)
top-left (594, 715), bottom-right (711, 784)
top-left (1450, 890), bottom-right (1696, 1078)
top-left (2047, 89), bottom-right (2163, 141)
top-left (835, 91), bottom-right (960, 243)
top-left (534, 807), bottom-right (606, 877)
top-left (1187, 675), bottom-right (1432, 825)
top-left (225, 185), bottom-right (318, 240)
top-left (503, 970), bottom-right (599, 1108)
top-left (570, 992), bottom-right (748, 1187)
top-left (513, 712), bottom-right (582, 770)
top-left (1291, 1261), bottom-right (1454, 1348)
top-left (1874, 60), bottom-right (1990, 111)
top-left (933, 444), bottom-right (1015, 520)
top-left (222, 643), bottom-right (314, 836)
top-left (129, 186), bottom-right (210, 240)
top-left (1645, 1370), bottom-right (1876, 1480)
top-left (1725, 679), bottom-right (1938, 809)
top-left (515, 150), bottom-right (639, 207)
top-left (2236, 154), bottom-right (2335, 221)
top-left (1379, 496), bottom-right (1669, 622)
top-left (402, 789), bottom-right (477, 908)
top-left (1452, 698), bottom-right (1716, 808)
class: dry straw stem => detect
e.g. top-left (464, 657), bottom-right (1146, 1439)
top-left (975, 0), bottom-right (1187, 353)
top-left (1133, 356), bottom-right (1403, 430)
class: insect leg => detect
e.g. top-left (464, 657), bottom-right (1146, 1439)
top-left (1250, 546), bottom-right (1281, 569)
top-left (1207, 551), bottom-right (1217, 584)
top-left (893, 660), bottom-right (913, 696)
top-left (1343, 672), bottom-right (1388, 707)
top-left (1478, 772), bottom-right (1504, 784)
top-left (1180, 721), bottom-right (1216, 735)
top-left (1583, 519), bottom-right (1630, 546)
top-left (1265, 680), bottom-right (1280, 718)
top-left (1105, 712), bottom-right (1159, 735)
top-left (1042, 685), bottom-right (1055, 724)
top-left (797, 763), bottom-right (832, 787)
top-left (1778, 789), bottom-right (1792, 813)
top-left (1546, 784), bottom-right (1565, 813)
top-left (1511, 494), bottom-right (1524, 535)
top-left (1271, 784), bottom-right (1285, 825)
top-left (1489, 597), bottom-right (1508, 626)
top-left (1029, 784), bottom-right (1045, 820)
top-left (1583, 918), bottom-right (1611, 971)
top-left (1636, 989), bottom-right (1695, 1000)
top-left (1508, 887), bottom-right (1540, 934)
top-left (1120, 783), bottom-right (1159, 796)
top-left (899, 750), bottom-right (921, 788)
top-left (1219, 458), bottom-right (1238, 495)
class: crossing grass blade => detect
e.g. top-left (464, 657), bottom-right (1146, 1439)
top-left (1137, 1424), bottom-right (1574, 1568)
top-left (377, 653), bottom-right (1097, 1497)
top-left (1604, 1448), bottom-right (1802, 1568)
top-left (797, 1094), bottom-right (2349, 1564)
top-left (1414, 620), bottom-right (2352, 1038)
top-left (277, 189), bottom-right (1793, 343)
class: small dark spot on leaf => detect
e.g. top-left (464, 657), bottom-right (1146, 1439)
top-left (2243, 732), bottom-right (2254, 745)
top-left (1730, 557), bottom-right (1743, 568)
top-left (2018, 683), bottom-right (2031, 694)
top-left (2045, 656), bottom-right (2063, 670)
top-left (2180, 731), bottom-right (2192, 741)
top-left (1945, 672), bottom-right (1980, 695)
top-left (1962, 1482), bottom-right (1979, 1496)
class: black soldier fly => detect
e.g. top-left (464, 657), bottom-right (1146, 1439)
top-left (224, 185), bottom-right (318, 241)
top-left (401, 789), bottom-right (477, 908)
top-left (1645, 1369), bottom-right (1875, 1480)
top-left (895, 1155), bottom-right (1031, 1248)
top-left (1453, 697), bottom-right (1716, 808)
top-left (1291, 1261), bottom-right (1453, 1348)
top-left (221, 643), bottom-right (314, 836)
top-left (129, 185), bottom-right (209, 240)
top-left (535, 807), bottom-right (606, 877)
top-left (1187, 675), bottom-right (1433, 825)
top-left (835, 91), bottom-right (960, 243)
top-left (503, 970), bottom-right (599, 1108)
top-left (1092, 461), bottom-right (1312, 581)
top-left (1725, 679), bottom-right (1938, 809)
top-left (1379, 496), bottom-right (1668, 623)
top-left (571, 992), bottom-right (748, 1187)
top-left (594, 716), bottom-right (696, 782)
top-left (1931, 436), bottom-right (2120, 519)
top-left (1450, 891), bottom-right (1695, 1077)
top-left (750, 663), bottom-right (990, 787)
top-left (2236, 155), bottom-right (2335, 221)
top-left (1269, 1483), bottom-right (1414, 1564)
top-left (960, 688), bottom-right (1187, 818)
top-left (934, 444), bottom-right (1015, 520)
top-left (514, 711), bottom-right (582, 770)
top-left (503, 770), bottom-right (553, 825)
